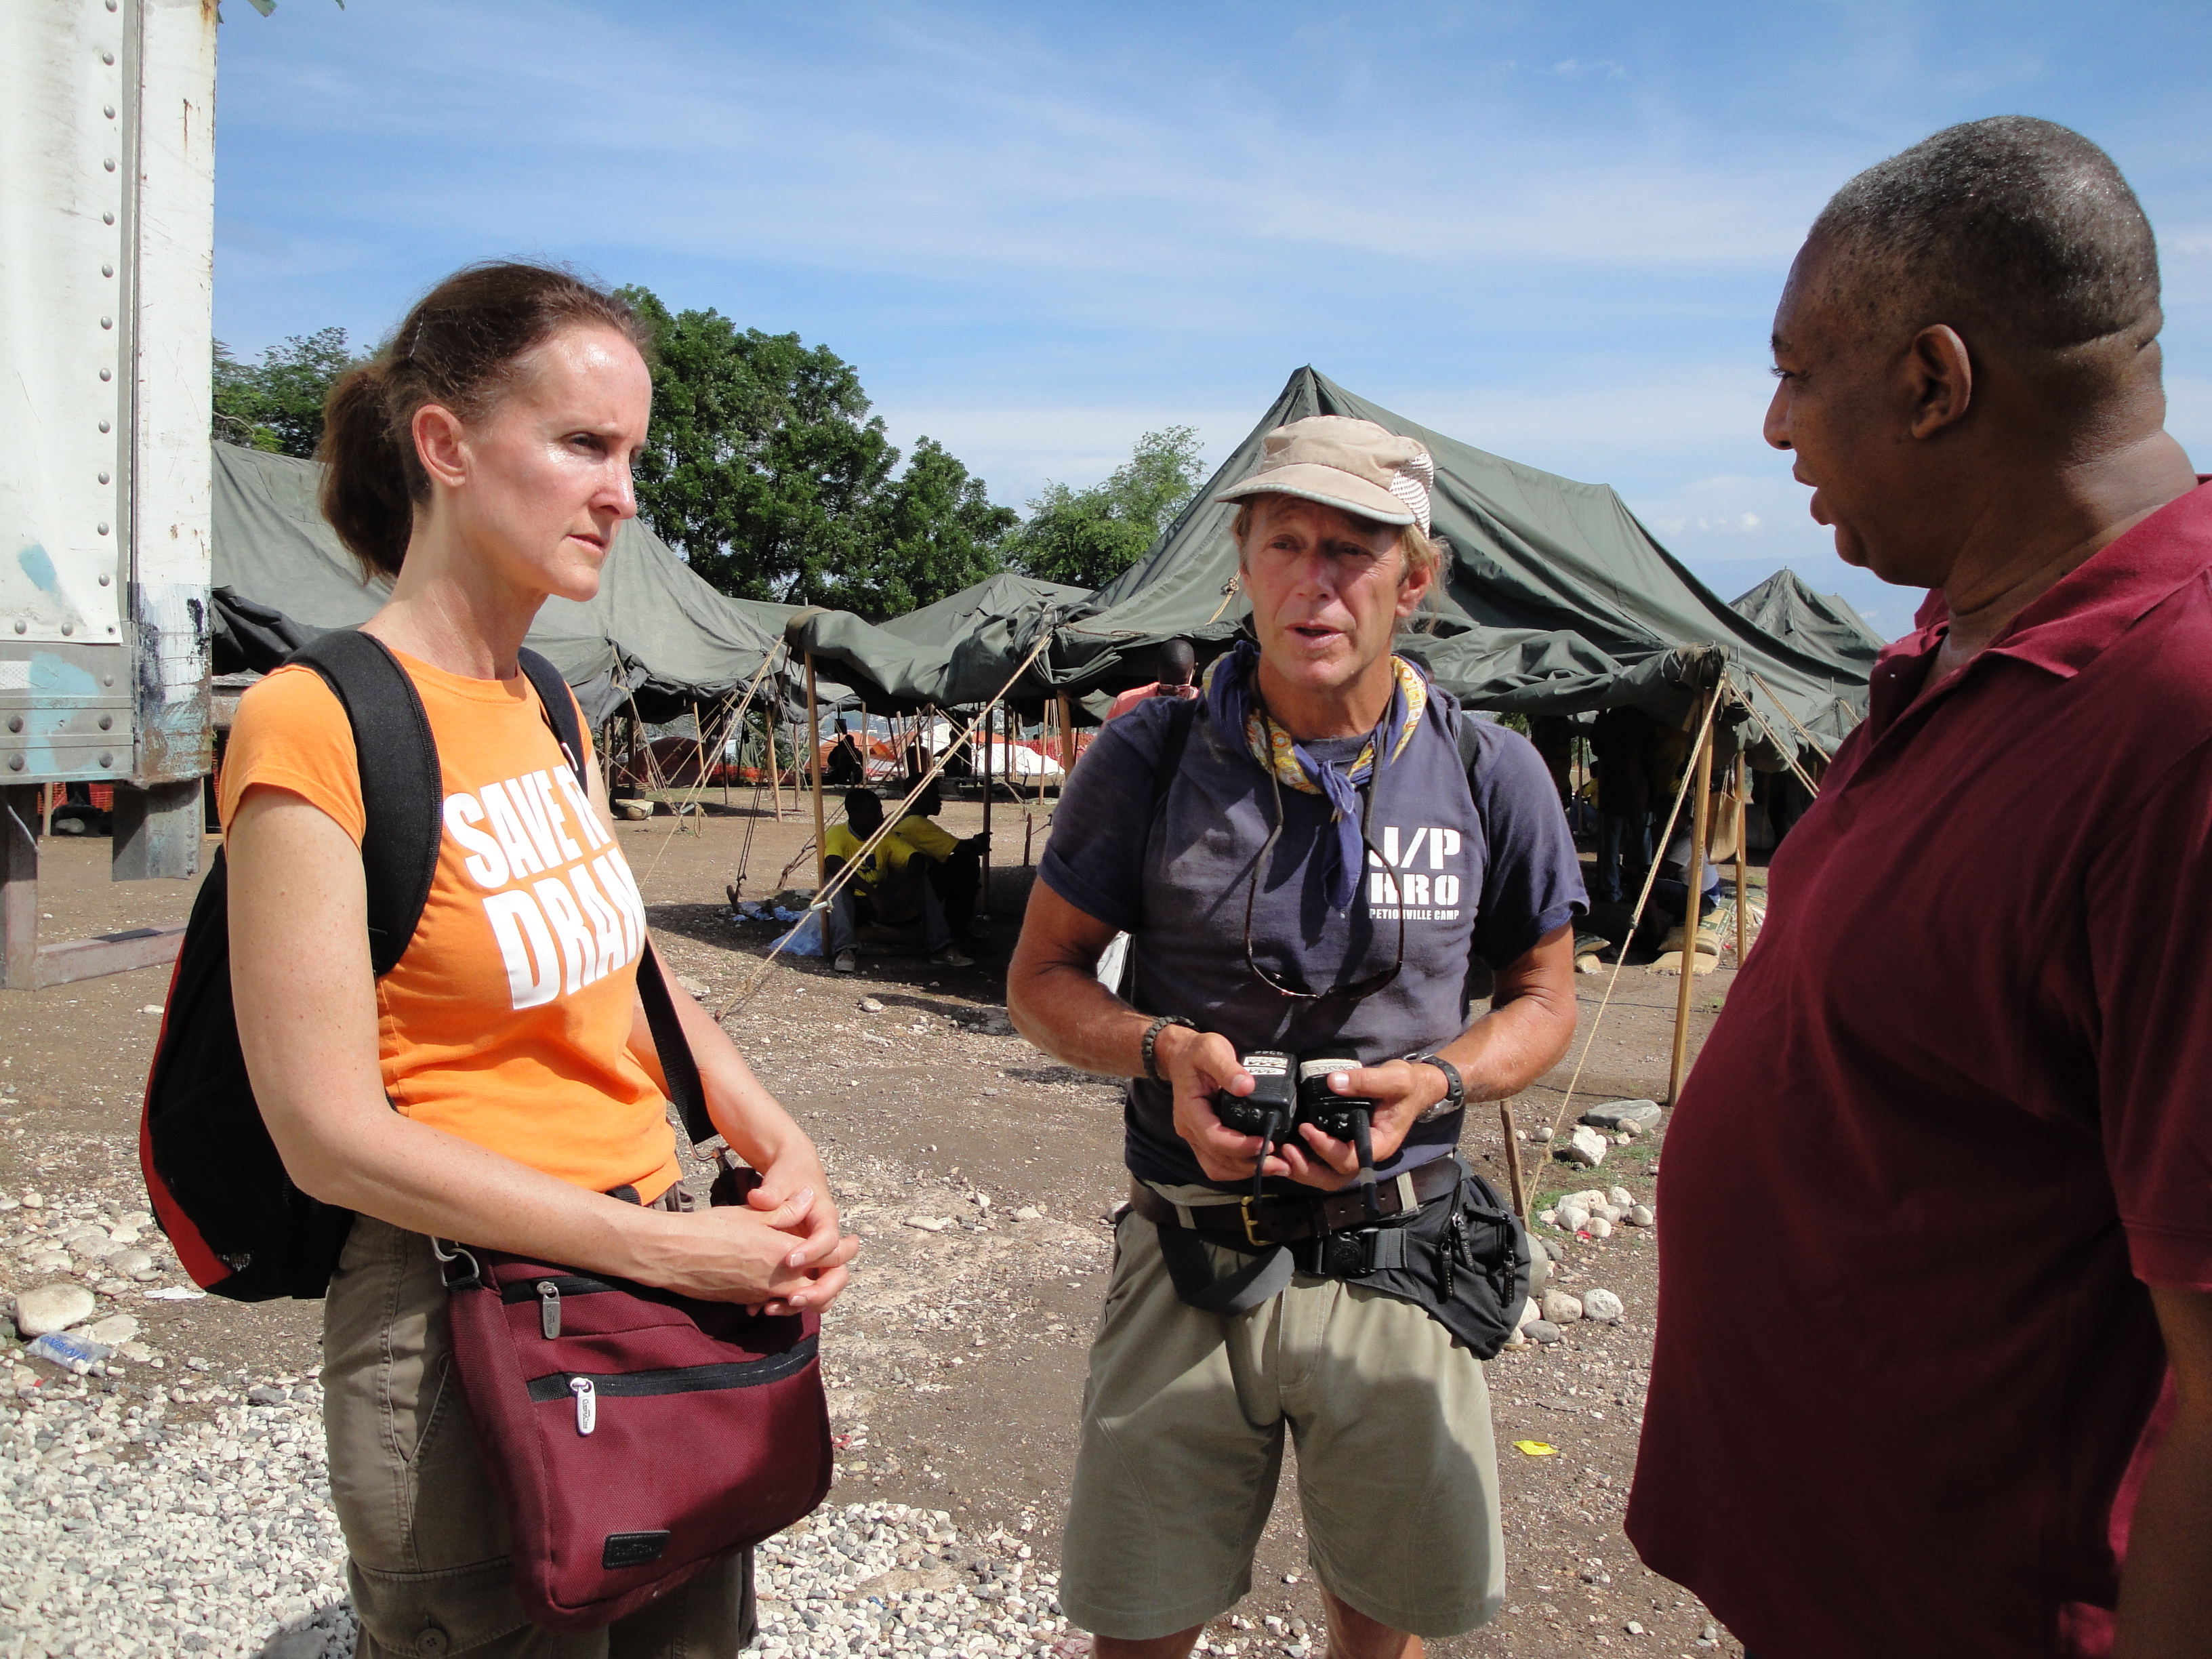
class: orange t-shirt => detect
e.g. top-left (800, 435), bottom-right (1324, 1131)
top-left (219, 648), bottom-right (679, 1200)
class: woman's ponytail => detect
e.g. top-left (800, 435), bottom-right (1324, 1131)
top-left (313, 262), bottom-right (650, 581)
top-left (317, 361), bottom-right (415, 580)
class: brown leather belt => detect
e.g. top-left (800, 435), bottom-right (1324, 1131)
top-left (1126, 1157), bottom-right (1462, 1249)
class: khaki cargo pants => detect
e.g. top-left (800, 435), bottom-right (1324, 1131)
top-left (322, 1215), bottom-right (756, 1658)
top-left (1059, 1206), bottom-right (1505, 1642)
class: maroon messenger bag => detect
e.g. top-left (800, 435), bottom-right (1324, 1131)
top-left (436, 1174), bottom-right (833, 1633)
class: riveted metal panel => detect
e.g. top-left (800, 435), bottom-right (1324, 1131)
top-left (122, 0), bottom-right (216, 792)
top-left (0, 0), bottom-right (214, 808)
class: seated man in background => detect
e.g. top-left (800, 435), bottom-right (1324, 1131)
top-left (821, 788), bottom-right (973, 974)
top-left (823, 720), bottom-right (865, 787)
top-left (894, 780), bottom-right (990, 941)
top-left (1105, 638), bottom-right (1202, 722)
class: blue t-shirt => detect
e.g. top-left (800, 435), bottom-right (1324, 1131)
top-left (1040, 687), bottom-right (1586, 1191)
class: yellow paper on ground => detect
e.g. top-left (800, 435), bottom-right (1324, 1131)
top-left (1512, 1440), bottom-right (1559, 1456)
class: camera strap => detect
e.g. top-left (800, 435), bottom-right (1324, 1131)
top-left (1155, 1230), bottom-right (1296, 1317)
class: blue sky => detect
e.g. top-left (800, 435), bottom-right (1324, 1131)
top-left (213, 1), bottom-right (2212, 640)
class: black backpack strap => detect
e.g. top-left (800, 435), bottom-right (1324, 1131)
top-left (1149, 696), bottom-right (1200, 813)
top-left (514, 649), bottom-right (712, 1148)
top-left (286, 630), bottom-right (442, 979)
top-left (1455, 708), bottom-right (1483, 786)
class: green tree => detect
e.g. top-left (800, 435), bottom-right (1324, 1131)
top-left (1006, 425), bottom-right (1206, 590)
top-left (834, 438), bottom-right (1018, 621)
top-left (211, 326), bottom-right (359, 457)
top-left (621, 286), bottom-right (900, 605)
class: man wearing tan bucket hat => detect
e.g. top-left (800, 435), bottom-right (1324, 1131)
top-left (1011, 415), bottom-right (1586, 1657)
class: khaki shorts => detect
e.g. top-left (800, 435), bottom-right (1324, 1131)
top-left (1059, 1206), bottom-right (1504, 1642)
top-left (323, 1215), bottom-right (756, 1658)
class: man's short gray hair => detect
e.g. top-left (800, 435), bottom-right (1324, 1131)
top-left (1811, 117), bottom-right (2160, 353)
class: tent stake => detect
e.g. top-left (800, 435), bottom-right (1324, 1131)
top-left (805, 650), bottom-right (827, 895)
top-left (1734, 751), bottom-right (1748, 963)
top-left (1498, 1099), bottom-right (1529, 1228)
top-left (1667, 692), bottom-right (1716, 1105)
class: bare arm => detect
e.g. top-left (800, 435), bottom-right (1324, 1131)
top-left (230, 786), bottom-right (855, 1309)
top-left (2114, 1286), bottom-right (2212, 1659)
top-left (1008, 879), bottom-right (1577, 1189)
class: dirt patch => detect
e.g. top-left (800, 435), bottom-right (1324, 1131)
top-left (1, 795), bottom-right (1749, 1656)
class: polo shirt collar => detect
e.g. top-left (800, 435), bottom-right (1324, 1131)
top-left (1864, 479), bottom-right (2212, 735)
top-left (1967, 478), bottom-right (2212, 680)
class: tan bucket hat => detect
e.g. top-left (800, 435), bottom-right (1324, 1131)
top-left (1214, 415), bottom-right (1436, 534)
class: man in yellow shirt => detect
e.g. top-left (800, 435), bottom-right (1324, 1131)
top-left (823, 789), bottom-right (974, 974)
top-left (895, 781), bottom-right (991, 944)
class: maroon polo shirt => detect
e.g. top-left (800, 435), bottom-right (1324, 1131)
top-left (1627, 480), bottom-right (2212, 1659)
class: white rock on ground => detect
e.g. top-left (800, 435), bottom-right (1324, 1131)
top-left (1586, 1217), bottom-right (1614, 1240)
top-left (83, 1314), bottom-right (140, 1346)
top-left (1540, 1290), bottom-right (1584, 1324)
top-left (1556, 1204), bottom-right (1589, 1234)
top-left (1582, 1288), bottom-right (1625, 1323)
top-left (1557, 1126), bottom-right (1610, 1168)
top-left (1606, 1187), bottom-right (1634, 1208)
top-left (12, 1283), bottom-right (96, 1338)
top-left (1630, 1204), bottom-right (1656, 1228)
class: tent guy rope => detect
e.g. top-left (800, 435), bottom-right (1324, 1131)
top-left (1525, 682), bottom-right (1723, 1219)
top-left (716, 631), bottom-right (1057, 1019)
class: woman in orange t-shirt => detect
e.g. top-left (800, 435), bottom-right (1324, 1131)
top-left (225, 264), bottom-right (857, 1658)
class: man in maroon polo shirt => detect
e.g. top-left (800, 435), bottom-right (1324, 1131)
top-left (1626, 118), bottom-right (2212, 1658)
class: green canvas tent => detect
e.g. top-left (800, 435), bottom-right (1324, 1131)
top-left (1730, 568), bottom-right (1887, 674)
top-left (209, 443), bottom-right (787, 723)
top-left (1045, 369), bottom-right (1869, 758)
top-left (785, 571), bottom-right (1090, 711)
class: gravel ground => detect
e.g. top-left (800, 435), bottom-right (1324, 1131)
top-left (0, 1170), bottom-right (1094, 1659)
top-left (1, 1364), bottom-right (356, 1659)
top-left (0, 1340), bottom-right (1090, 1659)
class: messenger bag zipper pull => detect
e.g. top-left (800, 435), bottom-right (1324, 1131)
top-left (570, 1376), bottom-right (596, 1436)
top-left (537, 1279), bottom-right (562, 1340)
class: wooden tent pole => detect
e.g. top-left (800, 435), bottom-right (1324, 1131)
top-left (1036, 705), bottom-right (1051, 808)
top-left (1054, 691), bottom-right (1075, 787)
top-left (769, 709), bottom-right (787, 822)
top-left (979, 703), bottom-right (994, 918)
top-left (1734, 752), bottom-right (1749, 963)
top-left (805, 651), bottom-right (827, 894)
top-left (1667, 695), bottom-right (1716, 1105)
top-left (720, 695), bottom-right (733, 809)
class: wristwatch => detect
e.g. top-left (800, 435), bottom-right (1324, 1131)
top-left (1406, 1052), bottom-right (1465, 1122)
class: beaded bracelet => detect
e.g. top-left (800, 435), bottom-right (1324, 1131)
top-left (1141, 1015), bottom-right (1197, 1085)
